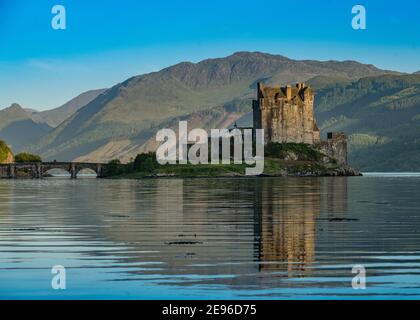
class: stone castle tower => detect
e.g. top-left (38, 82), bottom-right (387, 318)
top-left (253, 82), bottom-right (320, 145)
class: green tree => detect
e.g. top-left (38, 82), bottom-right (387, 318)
top-left (133, 152), bottom-right (159, 173)
top-left (14, 152), bottom-right (42, 163)
top-left (105, 159), bottom-right (125, 176)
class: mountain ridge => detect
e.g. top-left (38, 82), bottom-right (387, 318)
top-left (27, 89), bottom-right (106, 127)
top-left (0, 104), bottom-right (52, 151)
top-left (29, 51), bottom-right (401, 162)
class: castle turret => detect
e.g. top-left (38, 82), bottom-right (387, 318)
top-left (316, 132), bottom-right (348, 166)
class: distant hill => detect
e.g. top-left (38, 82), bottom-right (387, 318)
top-left (29, 51), bottom-right (399, 161)
top-left (315, 74), bottom-right (420, 171)
top-left (306, 75), bottom-right (352, 90)
top-left (28, 89), bottom-right (106, 127)
top-left (0, 104), bottom-right (52, 151)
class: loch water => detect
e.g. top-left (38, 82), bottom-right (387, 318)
top-left (1, 175), bottom-right (420, 299)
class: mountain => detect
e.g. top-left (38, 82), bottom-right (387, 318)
top-left (30, 51), bottom-right (399, 162)
top-left (315, 74), bottom-right (420, 171)
top-left (74, 101), bottom-right (250, 163)
top-left (27, 89), bottom-right (106, 127)
top-left (306, 75), bottom-right (352, 90)
top-left (0, 104), bottom-right (52, 152)
top-left (414, 71), bottom-right (420, 75)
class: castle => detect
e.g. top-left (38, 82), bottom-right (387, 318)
top-left (253, 82), bottom-right (320, 144)
top-left (253, 82), bottom-right (348, 165)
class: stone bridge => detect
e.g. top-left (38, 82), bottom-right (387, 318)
top-left (0, 162), bottom-right (106, 179)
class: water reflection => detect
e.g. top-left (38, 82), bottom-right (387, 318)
top-left (322, 177), bottom-right (348, 217)
top-left (254, 178), bottom-right (320, 275)
top-left (0, 182), bottom-right (13, 222)
top-left (98, 179), bottom-right (325, 280)
top-left (1, 176), bottom-right (420, 299)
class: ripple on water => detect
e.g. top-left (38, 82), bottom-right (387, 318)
top-left (0, 176), bottom-right (420, 299)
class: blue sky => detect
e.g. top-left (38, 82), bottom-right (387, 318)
top-left (0, 0), bottom-right (419, 110)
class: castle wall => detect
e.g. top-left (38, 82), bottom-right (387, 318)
top-left (316, 133), bottom-right (348, 166)
top-left (253, 83), bottom-right (320, 145)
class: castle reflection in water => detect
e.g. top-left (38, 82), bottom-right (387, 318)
top-left (85, 177), bottom-right (348, 281)
top-left (255, 178), bottom-right (347, 274)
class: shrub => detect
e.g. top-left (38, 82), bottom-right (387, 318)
top-left (108, 159), bottom-right (121, 165)
top-left (265, 143), bottom-right (322, 161)
top-left (14, 152), bottom-right (42, 163)
top-left (133, 152), bottom-right (159, 173)
top-left (105, 159), bottom-right (126, 176)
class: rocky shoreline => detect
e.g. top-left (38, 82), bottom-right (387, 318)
top-left (260, 166), bottom-right (362, 177)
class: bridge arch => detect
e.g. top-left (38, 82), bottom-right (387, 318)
top-left (72, 163), bottom-right (103, 179)
top-left (43, 168), bottom-right (71, 178)
top-left (77, 168), bottom-right (97, 178)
